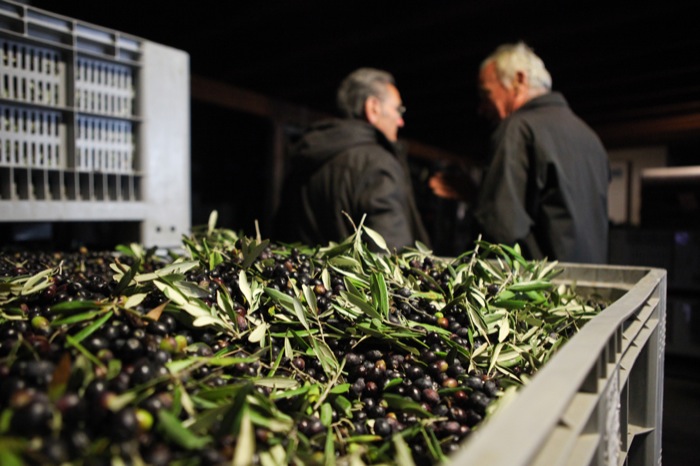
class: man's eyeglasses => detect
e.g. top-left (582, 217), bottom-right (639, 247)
top-left (397, 105), bottom-right (406, 116)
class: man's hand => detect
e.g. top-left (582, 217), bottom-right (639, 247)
top-left (429, 170), bottom-right (478, 202)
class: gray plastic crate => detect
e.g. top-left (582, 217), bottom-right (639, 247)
top-left (0, 0), bottom-right (190, 247)
top-left (449, 264), bottom-right (666, 466)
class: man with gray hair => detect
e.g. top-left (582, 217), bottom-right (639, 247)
top-left (432, 41), bottom-right (609, 263)
top-left (273, 67), bottom-right (430, 251)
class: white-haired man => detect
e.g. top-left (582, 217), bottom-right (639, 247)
top-left (437, 42), bottom-right (610, 263)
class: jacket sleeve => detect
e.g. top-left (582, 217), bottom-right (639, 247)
top-left (474, 122), bottom-right (536, 248)
top-left (354, 155), bottom-right (415, 251)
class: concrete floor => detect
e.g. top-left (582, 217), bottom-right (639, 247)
top-left (662, 355), bottom-right (700, 466)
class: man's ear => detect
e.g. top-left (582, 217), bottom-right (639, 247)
top-left (513, 71), bottom-right (527, 94)
top-left (364, 96), bottom-right (381, 124)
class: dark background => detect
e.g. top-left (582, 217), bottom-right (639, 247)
top-left (23, 0), bottom-right (700, 246)
top-left (25, 0), bottom-right (700, 156)
top-left (9, 2), bottom-right (700, 464)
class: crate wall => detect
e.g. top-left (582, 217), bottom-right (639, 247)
top-left (0, 0), bottom-right (190, 247)
top-left (449, 265), bottom-right (666, 466)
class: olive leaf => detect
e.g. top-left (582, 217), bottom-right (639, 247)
top-left (157, 410), bottom-right (212, 450)
top-left (232, 406), bottom-right (256, 466)
top-left (370, 272), bottom-right (389, 318)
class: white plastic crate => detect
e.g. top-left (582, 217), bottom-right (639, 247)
top-left (1, 104), bottom-right (62, 169)
top-left (0, 36), bottom-right (62, 106)
top-left (0, 0), bottom-right (190, 247)
top-left (75, 56), bottom-right (134, 117)
top-left (449, 264), bottom-right (666, 466)
top-left (76, 117), bottom-right (133, 173)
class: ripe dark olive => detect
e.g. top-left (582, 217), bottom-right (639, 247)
top-left (422, 388), bottom-right (440, 405)
top-left (441, 420), bottom-right (461, 436)
top-left (373, 418), bottom-right (392, 436)
top-left (111, 407), bottom-right (139, 441)
top-left (41, 437), bottom-right (69, 464)
top-left (11, 398), bottom-right (53, 436)
top-left (483, 380), bottom-right (499, 397)
top-left (299, 417), bottom-right (324, 437)
top-left (442, 377), bottom-right (458, 388)
top-left (291, 356), bottom-right (306, 371)
top-left (0, 377), bottom-right (26, 405)
top-left (66, 429), bottom-right (91, 456)
top-left (433, 404), bottom-right (449, 417)
top-left (464, 375), bottom-right (483, 390)
top-left (468, 391), bottom-right (491, 415)
top-left (405, 364), bottom-right (424, 380)
top-left (465, 409), bottom-right (483, 427)
top-left (18, 360), bottom-right (56, 388)
top-left (364, 380), bottom-right (380, 398)
top-left (147, 320), bottom-right (169, 336)
top-left (414, 376), bottom-right (434, 390)
top-left (353, 421), bottom-right (368, 435)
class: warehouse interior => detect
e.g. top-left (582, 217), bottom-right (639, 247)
top-left (3, 1), bottom-right (700, 464)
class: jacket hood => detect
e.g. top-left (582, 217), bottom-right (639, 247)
top-left (289, 118), bottom-right (397, 172)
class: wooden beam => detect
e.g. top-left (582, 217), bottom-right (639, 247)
top-left (191, 75), bottom-right (327, 127)
top-left (594, 113), bottom-right (700, 148)
top-left (190, 75), bottom-right (468, 164)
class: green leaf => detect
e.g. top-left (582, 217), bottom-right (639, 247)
top-left (0, 449), bottom-right (24, 466)
top-left (497, 316), bottom-right (510, 343)
top-left (340, 290), bottom-right (381, 321)
top-left (302, 284), bottom-right (318, 315)
top-left (332, 395), bottom-right (352, 418)
top-left (232, 406), bottom-right (255, 466)
top-left (50, 300), bottom-right (100, 312)
top-left (265, 287), bottom-right (310, 331)
top-left (123, 293), bottom-right (148, 309)
top-left (363, 225), bottom-right (389, 252)
top-left (50, 309), bottom-right (98, 326)
top-left (241, 238), bottom-right (270, 269)
top-left (207, 210), bottom-right (218, 235)
top-left (254, 377), bottom-right (300, 389)
top-left (393, 434), bottom-right (416, 466)
top-left (113, 259), bottom-right (139, 294)
top-left (158, 410), bottom-right (211, 450)
top-left (311, 338), bottom-right (339, 374)
top-left (20, 268), bottom-right (54, 295)
top-left (370, 272), bottom-right (389, 317)
top-left (192, 315), bottom-right (227, 329)
top-left (324, 426), bottom-right (336, 466)
top-left (248, 320), bottom-right (269, 343)
top-left (320, 402), bottom-right (333, 427)
top-left (239, 270), bottom-right (252, 305)
top-left (383, 393), bottom-right (431, 417)
top-left (507, 280), bottom-right (553, 292)
top-left (329, 383), bottom-right (350, 394)
top-left (70, 310), bottom-right (113, 343)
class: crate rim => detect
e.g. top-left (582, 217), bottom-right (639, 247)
top-left (447, 263), bottom-right (667, 466)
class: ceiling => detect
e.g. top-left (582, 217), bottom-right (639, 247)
top-left (24, 0), bottom-right (700, 160)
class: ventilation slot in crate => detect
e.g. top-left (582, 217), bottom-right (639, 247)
top-left (1, 37), bottom-right (62, 106)
top-left (1, 104), bottom-right (62, 168)
top-left (75, 57), bottom-right (134, 117)
top-left (76, 116), bottom-right (134, 173)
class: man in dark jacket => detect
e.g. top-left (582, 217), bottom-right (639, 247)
top-left (273, 68), bottom-right (430, 251)
top-left (431, 42), bottom-right (609, 263)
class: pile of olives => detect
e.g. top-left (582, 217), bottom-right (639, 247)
top-left (0, 229), bottom-right (593, 465)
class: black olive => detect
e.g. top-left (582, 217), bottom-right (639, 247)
top-left (373, 418), bottom-right (392, 436)
top-left (11, 397), bottom-right (53, 436)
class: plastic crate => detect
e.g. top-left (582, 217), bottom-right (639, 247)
top-left (0, 0), bottom-right (190, 247)
top-left (449, 264), bottom-right (667, 466)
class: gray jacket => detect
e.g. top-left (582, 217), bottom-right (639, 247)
top-left (473, 92), bottom-right (609, 263)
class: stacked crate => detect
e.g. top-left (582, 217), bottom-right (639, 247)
top-left (0, 0), bottom-right (189, 246)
